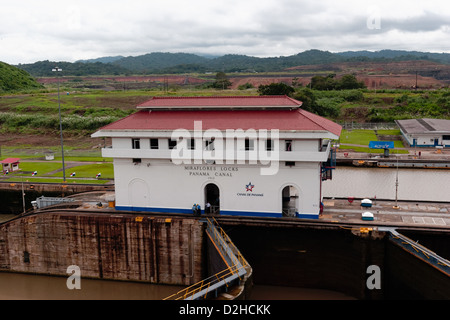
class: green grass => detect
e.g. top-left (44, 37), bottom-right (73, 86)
top-left (3, 177), bottom-right (110, 184)
top-left (340, 129), bottom-right (377, 145)
top-left (0, 146), bottom-right (111, 162)
top-left (16, 162), bottom-right (63, 174)
top-left (1, 160), bottom-right (114, 184)
top-left (339, 129), bottom-right (408, 154)
top-left (11, 162), bottom-right (113, 178)
top-left (50, 163), bottom-right (114, 179)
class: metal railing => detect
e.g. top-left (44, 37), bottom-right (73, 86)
top-left (380, 227), bottom-right (450, 275)
top-left (164, 218), bottom-right (249, 300)
top-left (390, 230), bottom-right (450, 272)
top-left (340, 121), bottom-right (399, 130)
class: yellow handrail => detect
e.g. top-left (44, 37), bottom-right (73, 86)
top-left (164, 218), bottom-right (249, 300)
top-left (164, 264), bottom-right (248, 300)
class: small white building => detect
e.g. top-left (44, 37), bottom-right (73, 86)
top-left (396, 118), bottom-right (450, 148)
top-left (1, 158), bottom-right (20, 173)
top-left (92, 96), bottom-right (342, 219)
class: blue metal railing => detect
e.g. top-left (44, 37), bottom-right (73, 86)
top-left (322, 143), bottom-right (337, 181)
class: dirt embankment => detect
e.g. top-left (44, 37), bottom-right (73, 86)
top-left (229, 76), bottom-right (310, 89)
top-left (37, 60), bottom-right (450, 90)
top-left (0, 133), bottom-right (106, 150)
top-left (38, 75), bottom-right (208, 86)
top-left (283, 60), bottom-right (450, 89)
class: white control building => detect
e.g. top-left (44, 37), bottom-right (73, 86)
top-left (92, 96), bottom-right (341, 219)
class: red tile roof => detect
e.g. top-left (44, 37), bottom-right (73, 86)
top-left (98, 108), bottom-right (342, 137)
top-left (137, 95), bottom-right (303, 109)
top-left (0, 158), bottom-right (20, 164)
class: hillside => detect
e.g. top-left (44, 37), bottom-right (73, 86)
top-left (16, 49), bottom-right (450, 79)
top-left (0, 62), bottom-right (43, 92)
top-left (16, 60), bottom-right (130, 77)
top-left (110, 49), bottom-right (349, 73)
top-left (105, 49), bottom-right (450, 74)
top-left (76, 56), bottom-right (125, 64)
top-left (337, 50), bottom-right (450, 64)
top-left (112, 52), bottom-right (210, 72)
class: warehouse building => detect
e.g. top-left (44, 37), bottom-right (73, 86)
top-left (396, 118), bottom-right (450, 148)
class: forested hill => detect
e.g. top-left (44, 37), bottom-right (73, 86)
top-left (16, 60), bottom-right (130, 77)
top-left (0, 62), bottom-right (43, 92)
top-left (16, 49), bottom-right (450, 77)
top-left (337, 49), bottom-right (450, 63)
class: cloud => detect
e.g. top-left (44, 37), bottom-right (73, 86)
top-left (383, 10), bottom-right (450, 32)
top-left (0, 0), bottom-right (449, 64)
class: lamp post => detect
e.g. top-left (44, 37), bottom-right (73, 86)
top-left (393, 154), bottom-right (399, 209)
top-left (52, 67), bottom-right (66, 182)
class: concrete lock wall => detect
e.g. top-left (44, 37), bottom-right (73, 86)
top-left (223, 223), bottom-right (450, 300)
top-left (0, 213), bottom-right (205, 286)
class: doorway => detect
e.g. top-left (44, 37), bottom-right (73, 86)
top-left (204, 183), bottom-right (220, 214)
top-left (282, 185), bottom-right (299, 217)
top-left (434, 138), bottom-right (439, 146)
top-left (128, 178), bottom-right (150, 210)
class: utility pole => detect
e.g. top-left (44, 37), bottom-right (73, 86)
top-left (52, 67), bottom-right (66, 182)
top-left (393, 155), bottom-right (399, 209)
top-left (21, 176), bottom-right (26, 214)
top-left (415, 71), bottom-right (418, 91)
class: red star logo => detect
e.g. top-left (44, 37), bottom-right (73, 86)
top-left (246, 182), bottom-right (254, 192)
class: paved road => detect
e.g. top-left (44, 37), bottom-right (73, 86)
top-left (336, 145), bottom-right (450, 161)
top-left (322, 198), bottom-right (450, 228)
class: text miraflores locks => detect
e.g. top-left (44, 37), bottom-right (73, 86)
top-left (184, 165), bottom-right (239, 177)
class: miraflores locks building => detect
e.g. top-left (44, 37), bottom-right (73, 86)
top-left (92, 96), bottom-right (342, 219)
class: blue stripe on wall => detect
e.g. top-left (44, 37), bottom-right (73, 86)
top-left (115, 206), bottom-right (319, 219)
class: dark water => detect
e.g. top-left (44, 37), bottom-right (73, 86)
top-left (0, 272), bottom-right (183, 300)
top-left (250, 285), bottom-right (355, 300)
top-left (0, 272), bottom-right (354, 300)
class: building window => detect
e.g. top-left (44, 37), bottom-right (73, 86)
top-left (132, 138), bottom-right (140, 149)
top-left (245, 139), bottom-right (254, 151)
top-left (133, 158), bottom-right (142, 164)
top-left (266, 139), bottom-right (274, 151)
top-left (285, 161), bottom-right (295, 167)
top-left (168, 139), bottom-right (177, 149)
top-left (188, 138), bottom-right (195, 150)
top-left (285, 140), bottom-right (292, 151)
top-left (150, 139), bottom-right (159, 149)
top-left (443, 135), bottom-right (450, 140)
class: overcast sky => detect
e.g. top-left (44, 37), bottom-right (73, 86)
top-left (1, 0), bottom-right (449, 65)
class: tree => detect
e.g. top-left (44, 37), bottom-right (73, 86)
top-left (336, 74), bottom-right (366, 90)
top-left (211, 72), bottom-right (232, 89)
top-left (292, 87), bottom-right (339, 117)
top-left (309, 73), bottom-right (366, 90)
top-left (310, 74), bottom-right (336, 90)
top-left (258, 82), bottom-right (294, 96)
top-left (293, 88), bottom-right (317, 112)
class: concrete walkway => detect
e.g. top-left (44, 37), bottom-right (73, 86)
top-left (337, 145), bottom-right (450, 161)
top-left (321, 198), bottom-right (450, 228)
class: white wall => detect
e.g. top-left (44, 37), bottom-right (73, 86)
top-left (107, 134), bottom-right (330, 218)
top-left (404, 133), bottom-right (449, 147)
top-left (112, 137), bottom-right (322, 153)
top-left (112, 158), bottom-right (322, 218)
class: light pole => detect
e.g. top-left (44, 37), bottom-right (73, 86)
top-left (52, 67), bottom-right (66, 182)
top-left (393, 154), bottom-right (399, 209)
